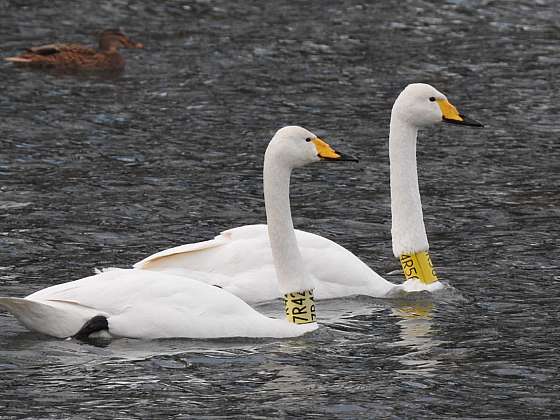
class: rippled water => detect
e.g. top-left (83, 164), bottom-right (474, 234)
top-left (1, 0), bottom-right (559, 418)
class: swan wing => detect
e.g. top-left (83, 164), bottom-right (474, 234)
top-left (134, 233), bottom-right (230, 270)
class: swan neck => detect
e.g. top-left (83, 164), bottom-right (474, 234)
top-left (389, 114), bottom-right (430, 257)
top-left (263, 154), bottom-right (314, 297)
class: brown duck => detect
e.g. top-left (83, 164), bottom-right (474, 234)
top-left (4, 30), bottom-right (144, 71)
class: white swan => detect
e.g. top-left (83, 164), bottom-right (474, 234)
top-left (0, 126), bottom-right (352, 339)
top-left (134, 84), bottom-right (483, 303)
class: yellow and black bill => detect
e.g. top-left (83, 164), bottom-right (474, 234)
top-left (311, 138), bottom-right (359, 162)
top-left (437, 99), bottom-right (484, 127)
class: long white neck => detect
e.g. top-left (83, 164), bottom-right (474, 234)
top-left (389, 112), bottom-right (429, 257)
top-left (263, 152), bottom-right (314, 295)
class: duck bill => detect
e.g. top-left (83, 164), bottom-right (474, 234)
top-left (311, 138), bottom-right (359, 162)
top-left (437, 99), bottom-right (484, 127)
top-left (123, 38), bottom-right (144, 49)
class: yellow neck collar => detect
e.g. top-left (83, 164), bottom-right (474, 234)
top-left (284, 290), bottom-right (316, 324)
top-left (399, 251), bottom-right (438, 284)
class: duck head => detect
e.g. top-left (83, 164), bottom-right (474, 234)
top-left (98, 30), bottom-right (144, 52)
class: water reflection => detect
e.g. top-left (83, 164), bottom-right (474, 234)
top-left (390, 301), bottom-right (443, 376)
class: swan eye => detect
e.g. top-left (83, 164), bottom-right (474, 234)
top-left (305, 137), bottom-right (312, 142)
top-left (429, 97), bottom-right (436, 102)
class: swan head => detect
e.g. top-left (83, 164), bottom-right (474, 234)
top-left (267, 126), bottom-right (358, 169)
top-left (393, 83), bottom-right (483, 128)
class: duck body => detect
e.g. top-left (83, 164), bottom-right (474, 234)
top-left (0, 268), bottom-right (316, 339)
top-left (4, 30), bottom-right (143, 71)
top-left (6, 46), bottom-right (125, 71)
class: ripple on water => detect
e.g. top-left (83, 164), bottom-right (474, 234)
top-left (1, 0), bottom-right (560, 418)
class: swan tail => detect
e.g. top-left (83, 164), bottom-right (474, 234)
top-left (93, 266), bottom-right (120, 274)
top-left (72, 315), bottom-right (109, 340)
top-left (0, 297), bottom-right (101, 338)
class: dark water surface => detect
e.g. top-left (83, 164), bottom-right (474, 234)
top-left (1, 0), bottom-right (559, 418)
